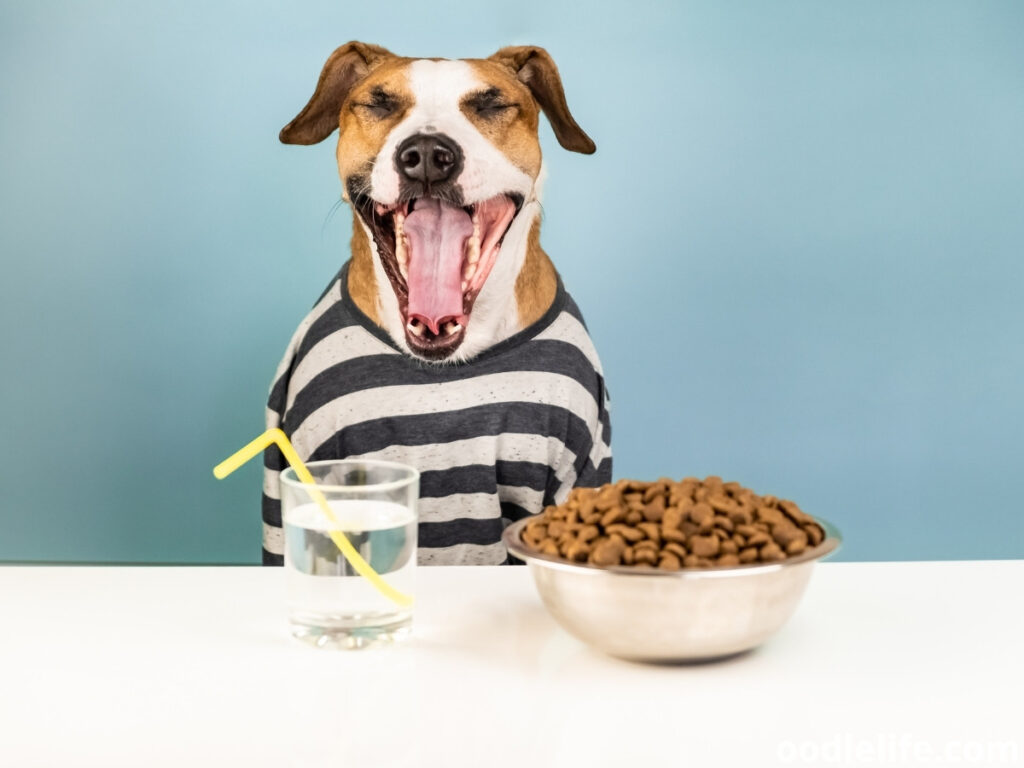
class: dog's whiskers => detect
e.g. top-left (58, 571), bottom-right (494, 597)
top-left (321, 197), bottom-right (346, 237)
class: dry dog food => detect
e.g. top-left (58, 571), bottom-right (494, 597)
top-left (520, 476), bottom-right (825, 570)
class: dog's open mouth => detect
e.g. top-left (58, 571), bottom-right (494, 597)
top-left (353, 191), bottom-right (523, 359)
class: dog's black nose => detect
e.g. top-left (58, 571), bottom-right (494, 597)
top-left (395, 133), bottom-right (463, 186)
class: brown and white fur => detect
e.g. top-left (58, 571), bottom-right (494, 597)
top-left (279, 43), bottom-right (595, 362)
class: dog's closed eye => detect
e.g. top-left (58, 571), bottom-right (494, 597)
top-left (355, 87), bottom-right (399, 119)
top-left (465, 88), bottom-right (518, 118)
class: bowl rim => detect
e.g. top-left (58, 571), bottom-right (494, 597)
top-left (502, 515), bottom-right (842, 579)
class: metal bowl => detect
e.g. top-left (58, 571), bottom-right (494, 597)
top-left (503, 516), bottom-right (841, 662)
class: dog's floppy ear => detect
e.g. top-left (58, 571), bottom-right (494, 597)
top-left (487, 46), bottom-right (595, 155)
top-left (280, 41), bottom-right (393, 145)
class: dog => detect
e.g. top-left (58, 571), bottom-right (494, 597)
top-left (262, 43), bottom-right (612, 565)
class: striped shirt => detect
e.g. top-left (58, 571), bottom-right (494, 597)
top-left (261, 262), bottom-right (612, 566)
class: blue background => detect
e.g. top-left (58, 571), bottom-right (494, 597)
top-left (1, 1), bottom-right (1021, 563)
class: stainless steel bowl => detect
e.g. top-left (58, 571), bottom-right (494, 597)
top-left (503, 517), bottom-right (841, 662)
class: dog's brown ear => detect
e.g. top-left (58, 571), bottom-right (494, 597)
top-left (280, 41), bottom-right (393, 145)
top-left (488, 46), bottom-right (595, 155)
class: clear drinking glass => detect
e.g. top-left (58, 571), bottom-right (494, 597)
top-left (280, 459), bottom-right (419, 649)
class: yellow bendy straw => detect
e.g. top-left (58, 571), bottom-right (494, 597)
top-left (213, 428), bottom-right (413, 608)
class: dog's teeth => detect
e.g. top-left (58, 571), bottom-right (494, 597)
top-left (395, 215), bottom-right (408, 275)
top-left (463, 262), bottom-right (477, 282)
top-left (466, 234), bottom-right (480, 265)
top-left (444, 321), bottom-right (462, 336)
top-left (461, 280), bottom-right (468, 292)
top-left (406, 319), bottom-right (424, 337)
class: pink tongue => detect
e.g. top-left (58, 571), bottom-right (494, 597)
top-left (403, 198), bottom-right (473, 334)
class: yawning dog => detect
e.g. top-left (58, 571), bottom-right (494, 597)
top-left (262, 43), bottom-right (612, 565)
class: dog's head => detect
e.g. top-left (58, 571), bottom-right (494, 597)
top-left (280, 43), bottom-right (594, 360)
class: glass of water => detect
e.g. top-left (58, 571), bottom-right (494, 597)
top-left (280, 459), bottom-right (419, 649)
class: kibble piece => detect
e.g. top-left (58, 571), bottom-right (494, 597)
top-left (770, 522), bottom-right (805, 549)
top-left (786, 538), bottom-right (807, 556)
top-left (523, 522), bottom-right (546, 546)
top-left (664, 542), bottom-right (688, 559)
top-left (779, 499), bottom-right (807, 522)
top-left (690, 534), bottom-right (720, 558)
top-left (599, 507), bottom-right (626, 527)
top-left (592, 486), bottom-right (618, 509)
top-left (634, 548), bottom-right (658, 566)
top-left (708, 493), bottom-right (739, 516)
top-left (786, 528), bottom-right (809, 552)
top-left (579, 494), bottom-right (597, 516)
top-left (755, 506), bottom-right (785, 525)
top-left (716, 553), bottom-right (740, 566)
top-left (720, 539), bottom-right (739, 556)
top-left (582, 509), bottom-right (602, 525)
top-left (591, 539), bottom-right (625, 566)
top-left (689, 502), bottom-right (714, 525)
top-left (659, 552), bottom-right (682, 570)
top-left (606, 524), bottom-right (644, 543)
top-left (729, 505), bottom-right (753, 525)
top-left (738, 547), bottom-right (759, 563)
top-left (662, 528), bottom-right (687, 544)
top-left (805, 523), bottom-right (824, 546)
top-left (637, 522), bottom-right (662, 545)
top-left (625, 509), bottom-right (644, 525)
top-left (662, 507), bottom-right (684, 532)
top-left (761, 542), bottom-right (785, 561)
top-left (642, 495), bottom-right (666, 523)
top-left (668, 484), bottom-right (692, 507)
top-left (746, 531), bottom-right (771, 548)
top-left (622, 546), bottom-right (635, 565)
top-left (565, 541), bottom-right (591, 562)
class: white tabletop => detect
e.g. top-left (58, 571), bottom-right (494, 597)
top-left (0, 562), bottom-right (1020, 767)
